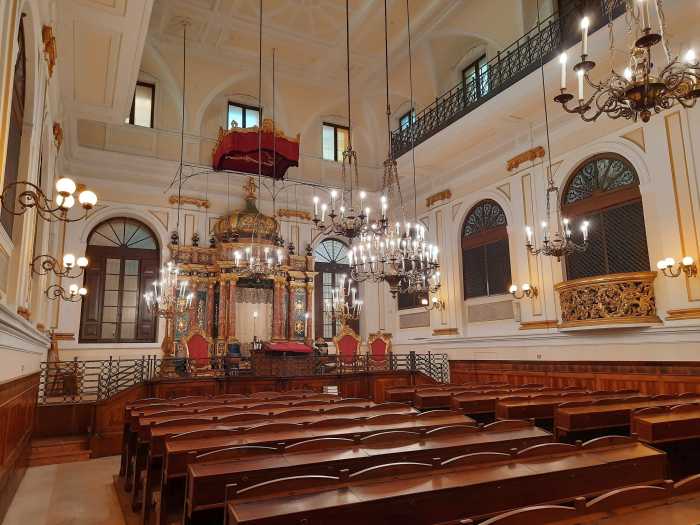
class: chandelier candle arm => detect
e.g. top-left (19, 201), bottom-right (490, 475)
top-left (657, 256), bottom-right (697, 278)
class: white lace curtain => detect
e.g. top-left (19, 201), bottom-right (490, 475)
top-left (235, 286), bottom-right (273, 343)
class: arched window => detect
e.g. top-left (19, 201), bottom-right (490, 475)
top-left (462, 199), bottom-right (511, 298)
top-left (1, 18), bottom-right (26, 237)
top-left (313, 238), bottom-right (357, 339)
top-left (79, 218), bottom-right (160, 343)
top-left (563, 153), bottom-right (650, 279)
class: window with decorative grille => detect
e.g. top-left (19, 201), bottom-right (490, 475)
top-left (313, 238), bottom-right (358, 339)
top-left (562, 153), bottom-right (650, 279)
top-left (461, 199), bottom-right (511, 299)
top-left (79, 218), bottom-right (159, 343)
top-left (397, 290), bottom-right (427, 310)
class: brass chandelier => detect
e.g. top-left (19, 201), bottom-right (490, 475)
top-left (554, 0), bottom-right (699, 123)
top-left (347, 0), bottom-right (441, 298)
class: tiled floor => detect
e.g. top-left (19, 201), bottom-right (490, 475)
top-left (3, 456), bottom-right (126, 525)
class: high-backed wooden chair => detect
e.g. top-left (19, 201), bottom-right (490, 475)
top-left (367, 331), bottom-right (392, 369)
top-left (184, 328), bottom-right (213, 374)
top-left (333, 325), bottom-right (361, 366)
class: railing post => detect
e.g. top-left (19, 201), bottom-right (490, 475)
top-left (409, 351), bottom-right (416, 373)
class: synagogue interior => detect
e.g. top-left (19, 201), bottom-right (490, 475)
top-left (2, 0), bottom-right (700, 523)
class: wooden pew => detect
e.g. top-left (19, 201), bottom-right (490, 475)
top-left (414, 385), bottom-right (526, 410)
top-left (121, 395), bottom-right (357, 495)
top-left (555, 394), bottom-right (700, 440)
top-left (179, 420), bottom-right (552, 524)
top-left (495, 390), bottom-right (639, 421)
top-left (452, 388), bottom-right (596, 417)
top-left (446, 475), bottom-right (700, 524)
top-left (385, 383), bottom-right (510, 404)
top-left (137, 404), bottom-right (415, 520)
top-left (224, 436), bottom-right (666, 525)
top-left (632, 403), bottom-right (700, 443)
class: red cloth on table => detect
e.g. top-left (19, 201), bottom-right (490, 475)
top-left (263, 342), bottom-right (312, 354)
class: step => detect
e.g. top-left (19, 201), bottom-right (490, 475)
top-left (29, 435), bottom-right (92, 466)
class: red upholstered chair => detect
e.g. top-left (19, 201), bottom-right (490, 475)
top-left (184, 329), bottom-right (213, 374)
top-left (367, 332), bottom-right (392, 369)
top-left (333, 325), bottom-right (360, 366)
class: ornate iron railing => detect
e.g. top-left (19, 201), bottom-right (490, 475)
top-left (37, 351), bottom-right (449, 404)
top-left (390, 3), bottom-right (624, 158)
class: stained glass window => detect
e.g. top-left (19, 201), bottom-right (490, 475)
top-left (562, 154), bottom-right (650, 279)
top-left (461, 200), bottom-right (511, 298)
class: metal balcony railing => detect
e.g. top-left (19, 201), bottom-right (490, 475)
top-left (38, 351), bottom-right (450, 404)
top-left (391, 1), bottom-right (624, 158)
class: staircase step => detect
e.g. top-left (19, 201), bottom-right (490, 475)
top-left (29, 435), bottom-right (92, 466)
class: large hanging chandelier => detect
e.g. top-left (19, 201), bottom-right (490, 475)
top-left (312, 0), bottom-right (387, 244)
top-left (362, 0), bottom-right (440, 297)
top-left (554, 0), bottom-right (699, 123)
top-left (526, 6), bottom-right (590, 262)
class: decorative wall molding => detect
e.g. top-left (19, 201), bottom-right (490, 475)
top-left (621, 127), bottom-right (646, 151)
top-left (666, 308), bottom-right (700, 321)
top-left (506, 146), bottom-right (545, 171)
top-left (277, 209), bottom-right (312, 221)
top-left (432, 328), bottom-right (458, 336)
top-left (519, 320), bottom-right (558, 330)
top-left (168, 195), bottom-right (210, 209)
top-left (425, 189), bottom-right (451, 208)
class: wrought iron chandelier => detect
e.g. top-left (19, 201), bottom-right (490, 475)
top-left (31, 253), bottom-right (89, 279)
top-left (554, 0), bottom-right (699, 123)
top-left (312, 0), bottom-right (388, 243)
top-left (46, 283), bottom-right (87, 302)
top-left (526, 2), bottom-right (590, 262)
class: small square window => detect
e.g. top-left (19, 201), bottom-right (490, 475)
top-left (228, 102), bottom-right (261, 129)
top-left (322, 123), bottom-right (349, 162)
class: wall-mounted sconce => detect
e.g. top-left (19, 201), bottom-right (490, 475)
top-left (657, 256), bottom-right (697, 278)
top-left (1, 177), bottom-right (97, 223)
top-left (46, 283), bottom-right (87, 302)
top-left (31, 253), bottom-right (88, 279)
top-left (509, 283), bottom-right (538, 299)
top-left (421, 295), bottom-right (445, 311)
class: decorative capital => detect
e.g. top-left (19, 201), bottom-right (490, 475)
top-left (168, 195), bottom-right (210, 209)
top-left (42, 25), bottom-right (57, 78)
top-left (277, 208), bottom-right (312, 221)
top-left (426, 189), bottom-right (451, 208)
top-left (507, 146), bottom-right (545, 172)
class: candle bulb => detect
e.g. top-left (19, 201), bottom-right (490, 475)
top-left (313, 196), bottom-right (319, 216)
top-left (577, 69), bottom-right (585, 101)
top-left (330, 190), bottom-right (337, 211)
top-left (359, 191), bottom-right (366, 209)
top-left (581, 220), bottom-right (590, 241)
top-left (526, 226), bottom-right (533, 245)
top-left (580, 16), bottom-right (590, 56)
top-left (639, 0), bottom-right (650, 30)
top-left (365, 207), bottom-right (370, 222)
top-left (321, 203), bottom-right (327, 222)
top-left (559, 53), bottom-right (568, 89)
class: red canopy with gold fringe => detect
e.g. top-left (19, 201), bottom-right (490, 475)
top-left (212, 118), bottom-right (300, 180)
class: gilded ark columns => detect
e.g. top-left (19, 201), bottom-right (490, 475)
top-left (227, 275), bottom-right (238, 339)
top-left (305, 281), bottom-right (313, 339)
top-left (206, 281), bottom-right (214, 336)
top-left (272, 276), bottom-right (285, 340)
top-left (218, 278), bottom-right (228, 341)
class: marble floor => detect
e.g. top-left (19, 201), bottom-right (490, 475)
top-left (3, 456), bottom-right (126, 525)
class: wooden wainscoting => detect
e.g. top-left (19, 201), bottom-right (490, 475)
top-left (450, 360), bottom-right (700, 394)
top-left (0, 372), bottom-right (39, 523)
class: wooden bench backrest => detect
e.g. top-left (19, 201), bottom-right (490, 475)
top-left (363, 413), bottom-right (414, 425)
top-left (194, 445), bottom-right (278, 463)
top-left (306, 417), bottom-right (358, 430)
top-left (425, 425), bottom-right (480, 438)
top-left (517, 442), bottom-right (577, 458)
top-left (244, 422), bottom-right (304, 434)
top-left (669, 403), bottom-right (700, 413)
top-left (416, 409), bottom-right (460, 419)
top-left (217, 413), bottom-right (270, 424)
top-left (349, 462), bottom-right (432, 482)
top-left (360, 430), bottom-right (421, 448)
top-left (153, 417), bottom-right (212, 428)
top-left (581, 435), bottom-right (636, 449)
top-left (323, 405), bottom-right (366, 415)
top-left (482, 419), bottom-right (532, 432)
top-left (476, 505), bottom-right (578, 525)
top-left (284, 437), bottom-right (355, 453)
top-left (234, 475), bottom-right (340, 498)
top-left (372, 402), bottom-right (412, 412)
top-left (441, 452), bottom-right (510, 468)
top-left (275, 409), bottom-right (318, 418)
top-left (585, 484), bottom-right (667, 512)
top-left (169, 428), bottom-right (240, 441)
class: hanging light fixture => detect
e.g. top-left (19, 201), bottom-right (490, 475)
top-left (554, 0), bottom-right (699, 123)
top-left (46, 283), bottom-right (87, 302)
top-left (312, 0), bottom-right (387, 243)
top-left (525, 3), bottom-right (589, 262)
top-left (327, 273), bottom-right (363, 327)
top-left (31, 253), bottom-right (89, 279)
top-left (353, 0), bottom-right (440, 298)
